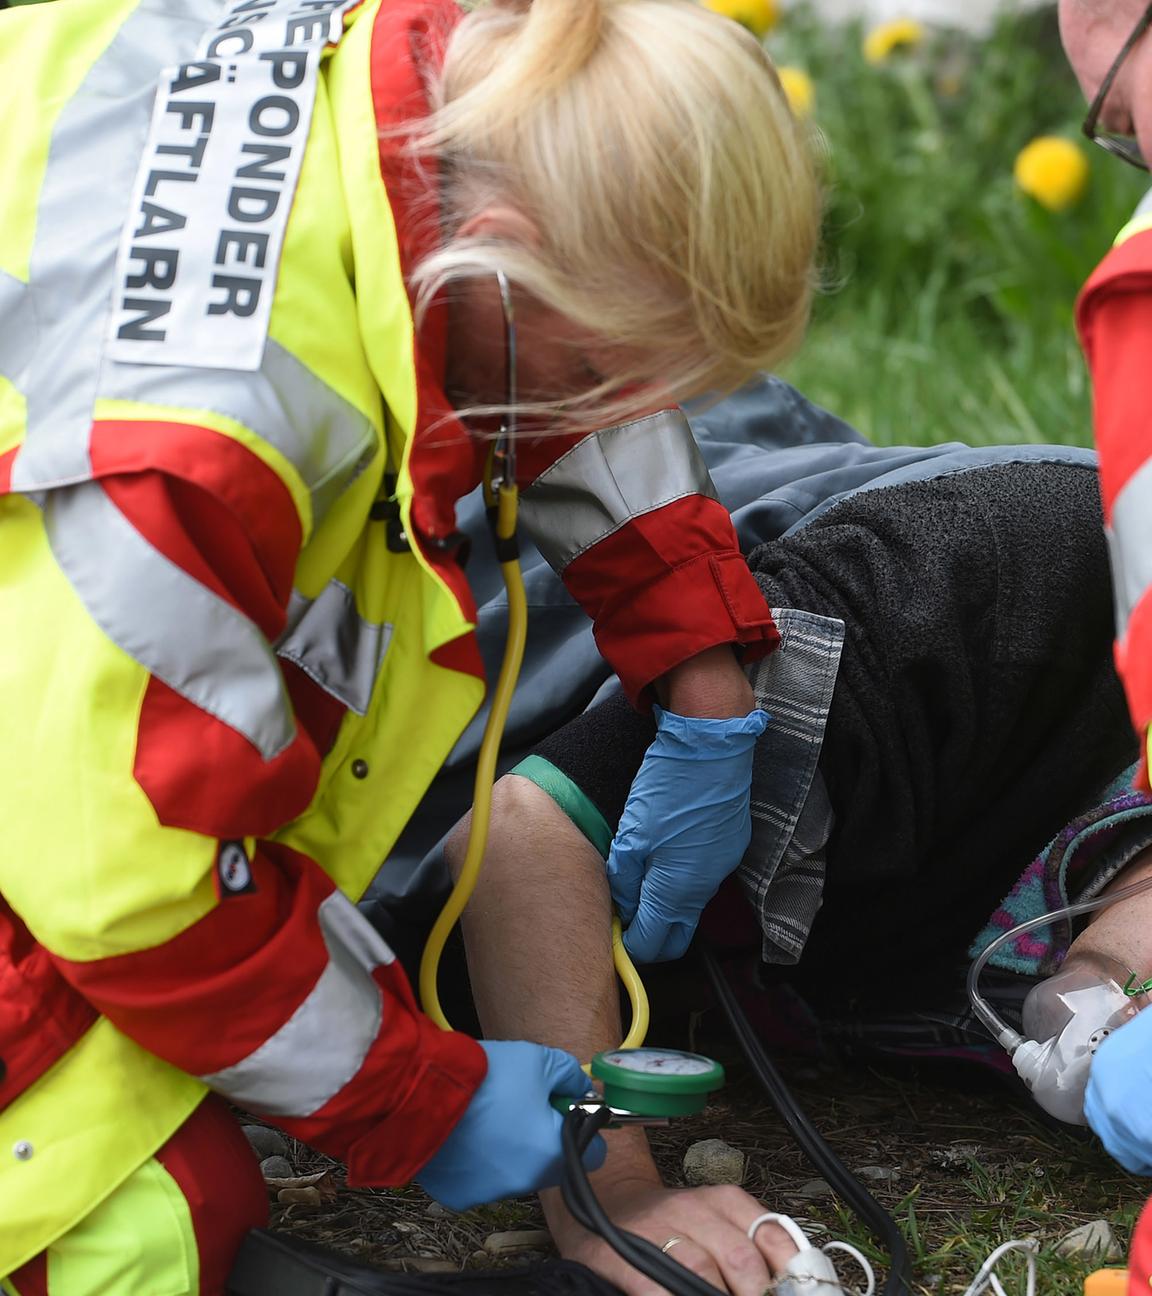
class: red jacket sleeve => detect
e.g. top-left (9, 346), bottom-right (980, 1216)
top-left (55, 836), bottom-right (486, 1187)
top-left (515, 410), bottom-right (779, 704)
top-left (24, 422), bottom-right (485, 1186)
top-left (1077, 230), bottom-right (1152, 789)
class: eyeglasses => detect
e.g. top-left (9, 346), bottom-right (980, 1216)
top-left (1082, 0), bottom-right (1152, 171)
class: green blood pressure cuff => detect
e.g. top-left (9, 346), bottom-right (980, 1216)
top-left (510, 755), bottom-right (615, 859)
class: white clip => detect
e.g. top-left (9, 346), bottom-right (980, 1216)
top-left (747, 1212), bottom-right (875, 1296)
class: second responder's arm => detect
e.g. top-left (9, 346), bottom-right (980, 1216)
top-left (514, 408), bottom-right (780, 707)
top-left (516, 412), bottom-right (773, 961)
top-left (657, 644), bottom-right (757, 718)
top-left (615, 612), bottom-right (767, 969)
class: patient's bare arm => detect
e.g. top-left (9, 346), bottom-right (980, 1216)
top-left (443, 773), bottom-right (796, 1296)
top-left (1065, 845), bottom-right (1152, 973)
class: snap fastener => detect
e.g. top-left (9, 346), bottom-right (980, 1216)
top-left (13, 1140), bottom-right (33, 1161)
top-left (351, 759), bottom-right (369, 780)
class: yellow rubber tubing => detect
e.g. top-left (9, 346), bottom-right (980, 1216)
top-left (419, 482), bottom-right (526, 1029)
top-left (419, 481), bottom-right (650, 1052)
top-left (614, 915), bottom-right (649, 1050)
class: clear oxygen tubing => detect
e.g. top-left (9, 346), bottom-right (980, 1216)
top-left (417, 271), bottom-right (649, 1051)
top-left (966, 872), bottom-right (1152, 1052)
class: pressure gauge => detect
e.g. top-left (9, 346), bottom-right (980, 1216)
top-left (590, 1047), bottom-right (725, 1117)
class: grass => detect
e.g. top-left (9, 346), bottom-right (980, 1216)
top-left (770, 4), bottom-right (1151, 447)
top-left (666, 1022), bottom-right (1145, 1296)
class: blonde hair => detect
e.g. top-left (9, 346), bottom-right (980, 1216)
top-left (414, 0), bottom-right (823, 423)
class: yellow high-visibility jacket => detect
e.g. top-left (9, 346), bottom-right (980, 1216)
top-left (0, 0), bottom-right (495, 1267)
top-left (0, 0), bottom-right (779, 1270)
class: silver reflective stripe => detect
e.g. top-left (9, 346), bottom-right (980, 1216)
top-left (0, 267), bottom-right (26, 312)
top-left (277, 580), bottom-right (393, 716)
top-left (12, 0), bottom-right (218, 491)
top-left (1108, 458), bottom-right (1152, 643)
top-left (99, 338), bottom-right (376, 521)
top-left (0, 268), bottom-right (35, 391)
top-left (517, 409), bottom-right (720, 573)
top-left (10, 0), bottom-right (375, 529)
top-left (200, 889), bottom-right (395, 1117)
top-left (46, 481), bottom-right (296, 760)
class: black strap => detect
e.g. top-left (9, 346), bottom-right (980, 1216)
top-left (485, 505), bottom-right (520, 563)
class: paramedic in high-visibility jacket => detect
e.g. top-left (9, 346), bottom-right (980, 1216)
top-left (1058, 0), bottom-right (1152, 1288)
top-left (0, 0), bottom-right (821, 1290)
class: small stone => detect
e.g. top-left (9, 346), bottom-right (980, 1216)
top-left (1055, 1220), bottom-right (1120, 1260)
top-left (683, 1139), bottom-right (746, 1187)
top-left (263, 1169), bottom-right (337, 1198)
top-left (929, 1143), bottom-right (981, 1172)
top-left (242, 1125), bottom-right (289, 1160)
top-left (468, 1251), bottom-right (488, 1266)
top-left (792, 1218), bottom-right (827, 1236)
top-left (277, 1186), bottom-right (322, 1206)
top-left (791, 1178), bottom-right (834, 1201)
top-left (483, 1229), bottom-right (552, 1256)
top-left (856, 1165), bottom-right (897, 1182)
top-left (260, 1155), bottom-right (294, 1180)
top-left (425, 1202), bottom-right (452, 1218)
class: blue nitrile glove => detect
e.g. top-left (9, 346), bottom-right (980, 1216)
top-left (1084, 1005), bottom-right (1152, 1174)
top-left (607, 705), bottom-right (769, 964)
top-left (415, 1040), bottom-right (606, 1210)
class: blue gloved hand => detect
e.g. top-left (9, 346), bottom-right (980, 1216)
top-left (607, 705), bottom-right (769, 964)
top-left (415, 1040), bottom-right (606, 1211)
top-left (1084, 1005), bottom-right (1152, 1174)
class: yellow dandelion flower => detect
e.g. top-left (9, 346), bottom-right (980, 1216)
top-left (1013, 136), bottom-right (1090, 212)
top-left (777, 66), bottom-right (815, 116)
top-left (703, 0), bottom-right (779, 39)
top-left (863, 18), bottom-right (925, 65)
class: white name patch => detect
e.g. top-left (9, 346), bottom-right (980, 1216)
top-left (107, 0), bottom-right (359, 372)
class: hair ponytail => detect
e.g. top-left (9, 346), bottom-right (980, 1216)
top-left (422, 0), bottom-right (606, 150)
top-left (492, 0), bottom-right (604, 101)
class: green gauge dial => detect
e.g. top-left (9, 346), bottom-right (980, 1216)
top-left (590, 1047), bottom-right (725, 1116)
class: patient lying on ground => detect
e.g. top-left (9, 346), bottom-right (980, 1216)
top-left (443, 455), bottom-right (1152, 1296)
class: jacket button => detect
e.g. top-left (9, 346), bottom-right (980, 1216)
top-left (13, 1140), bottom-right (33, 1161)
top-left (351, 759), bottom-right (369, 780)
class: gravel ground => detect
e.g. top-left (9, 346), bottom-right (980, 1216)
top-left (248, 1018), bottom-right (1146, 1293)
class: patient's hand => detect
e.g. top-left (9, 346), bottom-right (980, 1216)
top-left (544, 1168), bottom-right (798, 1296)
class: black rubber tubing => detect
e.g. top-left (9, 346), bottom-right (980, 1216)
top-left (559, 947), bottom-right (914, 1295)
top-left (700, 946), bottom-right (913, 1295)
top-left (561, 1106), bottom-right (725, 1295)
